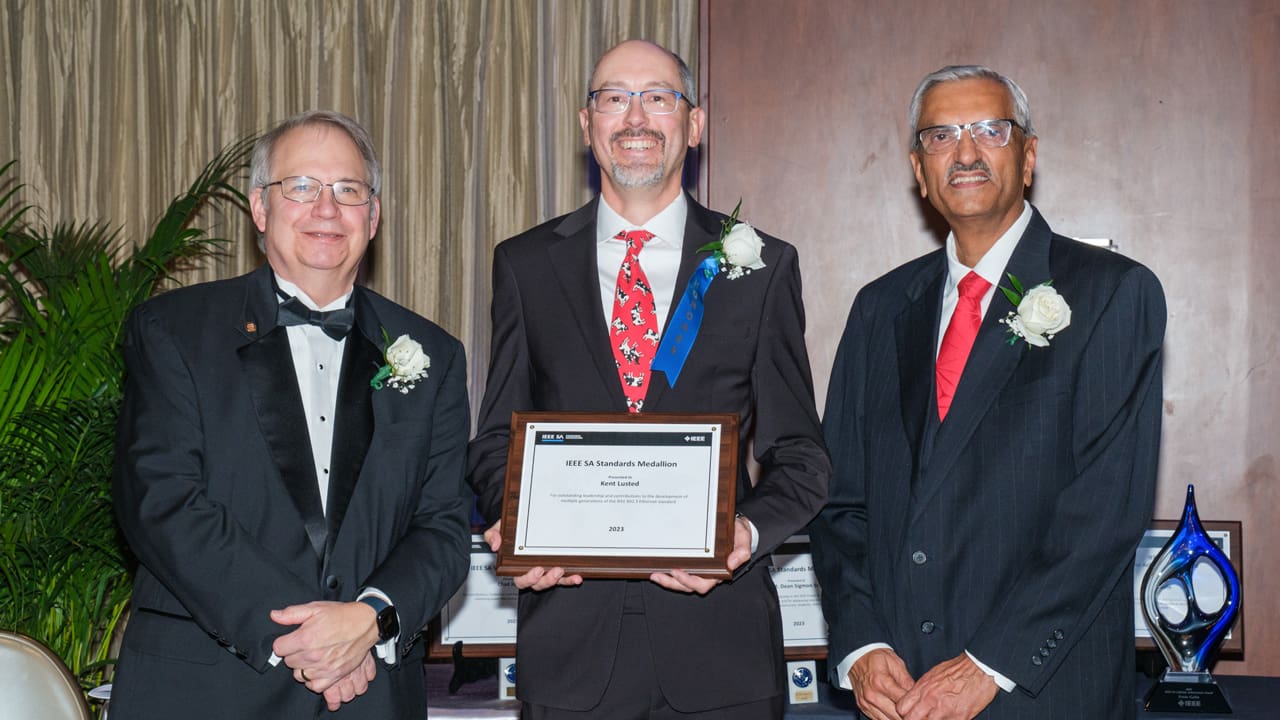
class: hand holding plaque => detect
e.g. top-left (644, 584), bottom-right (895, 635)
top-left (1140, 484), bottom-right (1241, 714)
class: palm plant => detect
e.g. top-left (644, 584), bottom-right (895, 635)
top-left (0, 138), bottom-right (255, 696)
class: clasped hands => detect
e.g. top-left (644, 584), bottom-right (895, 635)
top-left (849, 648), bottom-right (999, 720)
top-left (271, 600), bottom-right (381, 711)
top-left (482, 517), bottom-right (753, 595)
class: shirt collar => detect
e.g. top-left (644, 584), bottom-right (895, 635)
top-left (274, 273), bottom-right (353, 312)
top-left (596, 192), bottom-right (688, 249)
top-left (944, 201), bottom-right (1032, 292)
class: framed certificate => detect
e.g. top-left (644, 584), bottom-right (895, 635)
top-left (1134, 519), bottom-right (1244, 658)
top-left (770, 535), bottom-right (829, 659)
top-left (429, 535), bottom-right (517, 659)
top-left (496, 411), bottom-right (739, 579)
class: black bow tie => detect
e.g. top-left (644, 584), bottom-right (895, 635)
top-left (277, 296), bottom-right (355, 341)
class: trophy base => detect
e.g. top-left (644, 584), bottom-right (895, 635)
top-left (1144, 671), bottom-right (1232, 714)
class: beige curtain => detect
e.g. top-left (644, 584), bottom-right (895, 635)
top-left (1, 0), bottom-right (697, 400)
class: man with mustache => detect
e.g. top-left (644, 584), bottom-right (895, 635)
top-left (810, 66), bottom-right (1165, 720)
top-left (467, 40), bottom-right (829, 718)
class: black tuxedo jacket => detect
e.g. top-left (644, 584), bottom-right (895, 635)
top-left (111, 264), bottom-right (471, 719)
top-left (811, 209), bottom-right (1165, 719)
top-left (466, 195), bottom-right (830, 712)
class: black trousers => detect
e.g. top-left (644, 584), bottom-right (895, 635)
top-left (523, 589), bottom-right (784, 720)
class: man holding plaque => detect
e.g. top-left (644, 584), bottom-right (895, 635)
top-left (467, 40), bottom-right (830, 718)
top-left (810, 66), bottom-right (1166, 720)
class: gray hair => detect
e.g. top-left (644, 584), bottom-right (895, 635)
top-left (908, 65), bottom-right (1035, 148)
top-left (250, 110), bottom-right (382, 196)
top-left (586, 41), bottom-right (697, 106)
top-left (672, 50), bottom-right (696, 104)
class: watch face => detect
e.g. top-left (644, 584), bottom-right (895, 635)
top-left (377, 606), bottom-right (399, 641)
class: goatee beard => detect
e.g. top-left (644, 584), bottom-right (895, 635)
top-left (610, 163), bottom-right (664, 188)
top-left (608, 129), bottom-right (665, 188)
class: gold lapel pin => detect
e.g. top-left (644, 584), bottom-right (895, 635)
top-left (245, 322), bottom-right (257, 334)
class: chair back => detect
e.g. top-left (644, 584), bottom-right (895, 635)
top-left (0, 631), bottom-right (91, 720)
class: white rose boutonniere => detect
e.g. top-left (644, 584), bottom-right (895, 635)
top-left (998, 274), bottom-right (1071, 348)
top-left (697, 200), bottom-right (766, 279)
top-left (371, 329), bottom-right (430, 393)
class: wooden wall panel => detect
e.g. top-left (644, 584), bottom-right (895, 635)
top-left (703, 0), bottom-right (1280, 676)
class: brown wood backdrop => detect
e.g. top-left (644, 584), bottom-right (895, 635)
top-left (701, 0), bottom-right (1280, 676)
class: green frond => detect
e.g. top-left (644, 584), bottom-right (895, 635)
top-left (0, 397), bottom-right (129, 688)
top-left (123, 135), bottom-right (254, 299)
top-left (0, 160), bottom-right (31, 239)
top-left (0, 135), bottom-right (256, 693)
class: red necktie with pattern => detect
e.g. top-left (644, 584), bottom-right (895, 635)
top-left (609, 229), bottom-right (660, 412)
top-left (935, 271), bottom-right (991, 420)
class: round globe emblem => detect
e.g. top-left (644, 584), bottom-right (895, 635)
top-left (791, 666), bottom-right (813, 688)
top-left (505, 662), bottom-right (517, 684)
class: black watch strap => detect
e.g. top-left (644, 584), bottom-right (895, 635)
top-left (358, 596), bottom-right (399, 643)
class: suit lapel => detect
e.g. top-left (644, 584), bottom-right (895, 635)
top-left (645, 195), bottom-right (720, 409)
top-left (894, 257), bottom-right (947, 469)
top-left (237, 267), bottom-right (327, 559)
top-left (546, 198), bottom-right (629, 410)
top-left (324, 288), bottom-right (380, 557)
top-left (911, 213), bottom-right (1053, 518)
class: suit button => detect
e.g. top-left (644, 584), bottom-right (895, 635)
top-left (920, 621), bottom-right (935, 634)
top-left (1039, 647), bottom-right (1050, 657)
top-left (1047, 638), bottom-right (1058, 649)
top-left (325, 574), bottom-right (340, 590)
top-left (1053, 629), bottom-right (1065, 640)
top-left (911, 551), bottom-right (927, 565)
top-left (1032, 655), bottom-right (1043, 666)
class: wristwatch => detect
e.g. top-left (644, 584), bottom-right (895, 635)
top-left (358, 596), bottom-right (399, 643)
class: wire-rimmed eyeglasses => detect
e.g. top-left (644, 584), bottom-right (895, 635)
top-left (915, 118), bottom-right (1022, 154)
top-left (262, 176), bottom-right (374, 206)
top-left (587, 88), bottom-right (693, 116)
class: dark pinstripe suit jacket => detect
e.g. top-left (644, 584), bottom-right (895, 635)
top-left (811, 208), bottom-right (1165, 719)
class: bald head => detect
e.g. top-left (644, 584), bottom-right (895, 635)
top-left (588, 40), bottom-right (696, 104)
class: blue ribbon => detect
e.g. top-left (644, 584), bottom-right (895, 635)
top-left (652, 256), bottom-right (720, 387)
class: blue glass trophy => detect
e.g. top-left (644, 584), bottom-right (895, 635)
top-left (1140, 485), bottom-right (1240, 713)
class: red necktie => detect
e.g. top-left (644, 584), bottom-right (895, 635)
top-left (935, 271), bottom-right (990, 420)
top-left (609, 230), bottom-right (660, 412)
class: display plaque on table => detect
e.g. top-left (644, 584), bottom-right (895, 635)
top-left (429, 535), bottom-right (517, 659)
top-left (496, 412), bottom-right (739, 579)
top-left (770, 534), bottom-right (829, 659)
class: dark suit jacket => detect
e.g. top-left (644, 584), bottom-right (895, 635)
top-left (811, 209), bottom-right (1165, 720)
top-left (111, 264), bottom-right (471, 719)
top-left (466, 195), bottom-right (830, 712)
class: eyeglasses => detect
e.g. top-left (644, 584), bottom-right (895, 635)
top-left (262, 176), bottom-right (374, 206)
top-left (915, 118), bottom-right (1022, 154)
top-left (588, 88), bottom-right (692, 115)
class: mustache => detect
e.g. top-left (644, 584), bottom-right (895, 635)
top-left (947, 160), bottom-right (991, 178)
top-left (611, 128), bottom-right (665, 144)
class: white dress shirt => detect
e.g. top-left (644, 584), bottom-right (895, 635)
top-left (275, 276), bottom-right (349, 516)
top-left (595, 193), bottom-right (687, 333)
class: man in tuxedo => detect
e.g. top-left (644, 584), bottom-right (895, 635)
top-left (810, 66), bottom-right (1166, 720)
top-left (466, 40), bottom-right (829, 718)
top-left (112, 110), bottom-right (471, 718)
